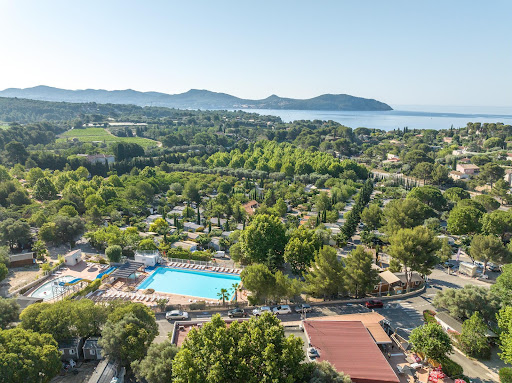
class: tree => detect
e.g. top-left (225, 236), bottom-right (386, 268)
top-left (306, 361), bottom-right (352, 383)
top-left (0, 298), bottom-right (19, 329)
top-left (105, 245), bottom-right (122, 263)
top-left (436, 238), bottom-right (452, 263)
top-left (217, 288), bottom-right (230, 306)
top-left (100, 312), bottom-right (156, 365)
top-left (388, 226), bottom-right (440, 291)
top-left (444, 187), bottom-right (470, 203)
top-left (409, 323), bottom-right (452, 362)
top-left (434, 285), bottom-right (500, 323)
top-left (491, 179), bottom-right (511, 204)
top-left (149, 218), bottom-right (169, 235)
top-left (171, 313), bottom-right (307, 383)
top-left (407, 186), bottom-right (446, 211)
top-left (481, 210), bottom-right (512, 240)
top-left (304, 246), bottom-right (345, 300)
top-left (473, 194), bottom-right (500, 212)
top-left (239, 214), bottom-right (287, 269)
top-left (284, 227), bottom-right (320, 274)
top-left (0, 263), bottom-right (7, 283)
top-left (241, 263), bottom-right (275, 304)
top-left (131, 340), bottom-right (179, 383)
top-left (0, 218), bottom-right (31, 250)
top-left (360, 204), bottom-right (383, 230)
top-left (4, 141), bottom-right (28, 164)
top-left (479, 162), bottom-right (505, 188)
top-left (344, 246), bottom-right (378, 298)
top-left (184, 181), bottom-right (201, 204)
top-left (459, 312), bottom-right (491, 358)
top-left (274, 198), bottom-right (288, 217)
top-left (497, 306), bottom-right (512, 364)
top-left (139, 238), bottom-right (157, 250)
top-left (100, 304), bottom-right (158, 366)
top-left (382, 198), bottom-right (433, 234)
top-left (447, 205), bottom-right (483, 235)
top-left (0, 327), bottom-right (61, 383)
top-left (492, 264), bottom-right (512, 306)
top-left (470, 234), bottom-right (508, 275)
top-left (33, 177), bottom-right (58, 201)
top-left (411, 162), bottom-right (434, 184)
top-left (20, 299), bottom-right (106, 340)
top-left (404, 150), bottom-right (433, 168)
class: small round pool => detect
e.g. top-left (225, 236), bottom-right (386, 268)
top-left (29, 275), bottom-right (75, 300)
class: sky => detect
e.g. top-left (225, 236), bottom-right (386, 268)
top-left (0, 0), bottom-right (511, 108)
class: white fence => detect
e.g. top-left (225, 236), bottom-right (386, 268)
top-left (164, 257), bottom-right (245, 270)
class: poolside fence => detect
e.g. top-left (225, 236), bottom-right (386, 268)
top-left (163, 257), bottom-right (245, 270)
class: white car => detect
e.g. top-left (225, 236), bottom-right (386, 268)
top-left (272, 305), bottom-right (292, 315)
top-left (166, 310), bottom-right (189, 321)
top-left (252, 306), bottom-right (271, 316)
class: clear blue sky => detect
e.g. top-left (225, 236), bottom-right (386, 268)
top-left (1, 0), bottom-right (511, 107)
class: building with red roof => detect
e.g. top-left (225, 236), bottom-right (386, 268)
top-left (303, 320), bottom-right (400, 383)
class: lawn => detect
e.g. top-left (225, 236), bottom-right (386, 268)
top-left (58, 127), bottom-right (159, 148)
top-left (0, 123), bottom-right (9, 130)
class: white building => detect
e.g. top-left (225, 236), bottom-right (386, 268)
top-left (134, 251), bottom-right (160, 267)
top-left (64, 249), bottom-right (82, 266)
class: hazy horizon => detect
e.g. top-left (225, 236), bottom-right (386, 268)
top-left (1, 1), bottom-right (511, 107)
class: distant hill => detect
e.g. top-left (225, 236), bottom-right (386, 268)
top-left (0, 86), bottom-right (393, 111)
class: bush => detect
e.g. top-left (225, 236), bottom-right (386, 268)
top-left (500, 367), bottom-right (512, 383)
top-left (423, 310), bottom-right (437, 324)
top-left (195, 226), bottom-right (205, 232)
top-left (439, 357), bottom-right (463, 378)
top-left (98, 257), bottom-right (108, 264)
top-left (105, 245), bottom-right (122, 263)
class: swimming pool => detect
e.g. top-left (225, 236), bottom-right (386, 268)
top-left (137, 267), bottom-right (241, 300)
top-left (29, 275), bottom-right (75, 300)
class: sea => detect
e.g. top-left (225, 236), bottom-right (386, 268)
top-left (237, 105), bottom-right (512, 131)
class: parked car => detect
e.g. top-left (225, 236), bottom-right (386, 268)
top-left (444, 261), bottom-right (457, 269)
top-left (365, 300), bottom-right (384, 309)
top-left (474, 261), bottom-right (485, 269)
top-left (273, 305), bottom-right (292, 315)
top-left (487, 263), bottom-right (501, 272)
top-left (166, 310), bottom-right (189, 321)
top-left (294, 304), bottom-right (312, 313)
top-left (228, 308), bottom-right (248, 318)
top-left (252, 306), bottom-right (271, 316)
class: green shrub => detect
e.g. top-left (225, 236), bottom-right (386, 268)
top-left (439, 357), bottom-right (463, 378)
top-left (423, 310), bottom-right (437, 324)
top-left (500, 367), bottom-right (512, 383)
top-left (98, 257), bottom-right (108, 264)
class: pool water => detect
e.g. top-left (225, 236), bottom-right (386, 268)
top-left (30, 275), bottom-right (75, 300)
top-left (137, 267), bottom-right (241, 300)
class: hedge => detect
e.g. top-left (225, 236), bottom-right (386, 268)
top-left (423, 310), bottom-right (437, 324)
top-left (439, 357), bottom-right (463, 378)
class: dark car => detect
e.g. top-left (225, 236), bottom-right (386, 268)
top-left (365, 300), bottom-right (384, 309)
top-left (228, 308), bottom-right (248, 318)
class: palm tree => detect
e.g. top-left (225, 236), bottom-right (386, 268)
top-left (231, 283), bottom-right (240, 302)
top-left (217, 288), bottom-right (229, 306)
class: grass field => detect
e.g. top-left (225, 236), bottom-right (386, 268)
top-left (57, 128), bottom-right (159, 148)
top-left (0, 124), bottom-right (9, 130)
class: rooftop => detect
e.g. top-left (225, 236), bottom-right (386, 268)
top-left (303, 320), bottom-right (399, 383)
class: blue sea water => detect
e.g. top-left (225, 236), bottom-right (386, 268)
top-left (137, 267), bottom-right (241, 300)
top-left (238, 105), bottom-right (512, 131)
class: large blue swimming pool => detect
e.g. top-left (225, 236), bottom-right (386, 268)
top-left (137, 267), bottom-right (241, 300)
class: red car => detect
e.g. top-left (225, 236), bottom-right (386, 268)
top-left (365, 300), bottom-right (384, 309)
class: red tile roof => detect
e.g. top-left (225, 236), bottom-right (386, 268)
top-left (303, 320), bottom-right (400, 383)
